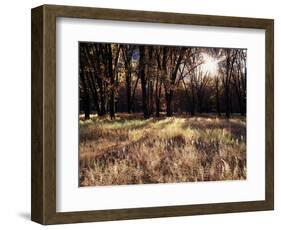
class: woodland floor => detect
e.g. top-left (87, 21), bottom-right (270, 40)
top-left (79, 113), bottom-right (246, 187)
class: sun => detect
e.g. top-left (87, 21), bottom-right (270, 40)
top-left (201, 54), bottom-right (219, 76)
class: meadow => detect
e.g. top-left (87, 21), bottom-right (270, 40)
top-left (79, 114), bottom-right (246, 186)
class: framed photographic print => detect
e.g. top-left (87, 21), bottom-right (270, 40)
top-left (31, 4), bottom-right (274, 225)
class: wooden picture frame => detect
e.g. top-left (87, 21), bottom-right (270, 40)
top-left (31, 4), bottom-right (274, 225)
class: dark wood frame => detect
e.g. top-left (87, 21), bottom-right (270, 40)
top-left (31, 4), bottom-right (274, 225)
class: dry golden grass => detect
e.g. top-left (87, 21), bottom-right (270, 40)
top-left (79, 114), bottom-right (246, 186)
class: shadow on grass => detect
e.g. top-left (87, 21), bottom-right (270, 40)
top-left (181, 118), bottom-right (246, 140)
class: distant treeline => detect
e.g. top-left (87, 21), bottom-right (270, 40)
top-left (79, 43), bottom-right (246, 119)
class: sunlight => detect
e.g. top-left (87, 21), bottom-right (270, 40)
top-left (201, 54), bottom-right (219, 76)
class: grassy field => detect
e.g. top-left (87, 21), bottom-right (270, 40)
top-left (79, 114), bottom-right (246, 187)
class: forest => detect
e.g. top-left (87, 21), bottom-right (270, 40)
top-left (79, 43), bottom-right (246, 119)
top-left (79, 42), bottom-right (247, 187)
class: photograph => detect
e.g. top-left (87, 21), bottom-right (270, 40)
top-left (78, 42), bottom-right (247, 187)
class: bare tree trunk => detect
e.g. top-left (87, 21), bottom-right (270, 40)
top-left (139, 46), bottom-right (150, 119)
top-left (215, 79), bottom-right (221, 116)
top-left (131, 75), bottom-right (140, 113)
top-left (155, 70), bottom-right (160, 117)
top-left (85, 71), bottom-right (102, 116)
top-left (79, 70), bottom-right (90, 119)
top-left (107, 45), bottom-right (115, 120)
top-left (149, 80), bottom-right (154, 114)
top-left (155, 81), bottom-right (162, 117)
top-left (166, 91), bottom-right (173, 117)
top-left (164, 48), bottom-right (184, 117)
top-left (83, 92), bottom-right (90, 119)
top-left (125, 70), bottom-right (132, 113)
top-left (100, 90), bottom-right (107, 116)
top-left (224, 49), bottom-right (238, 118)
top-left (225, 88), bottom-right (230, 118)
top-left (197, 94), bottom-right (203, 114)
top-left (190, 83), bottom-right (195, 116)
top-left (109, 91), bottom-right (115, 119)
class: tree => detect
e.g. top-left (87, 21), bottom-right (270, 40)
top-left (220, 49), bottom-right (238, 118)
top-left (139, 45), bottom-right (150, 119)
top-left (177, 48), bottom-right (205, 115)
top-left (214, 74), bottom-right (221, 116)
top-left (79, 42), bottom-right (246, 119)
top-left (80, 43), bottom-right (106, 117)
top-left (105, 43), bottom-right (121, 119)
top-left (79, 69), bottom-right (90, 119)
top-left (154, 46), bottom-right (168, 117)
top-left (193, 66), bottom-right (211, 113)
top-left (163, 47), bottom-right (186, 116)
top-left (231, 50), bottom-right (247, 115)
top-left (79, 43), bottom-right (121, 119)
top-left (121, 44), bottom-right (135, 113)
